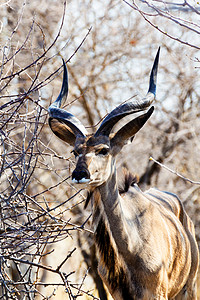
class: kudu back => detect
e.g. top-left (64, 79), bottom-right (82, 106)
top-left (48, 49), bottom-right (199, 299)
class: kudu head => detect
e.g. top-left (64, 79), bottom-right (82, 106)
top-left (48, 49), bottom-right (160, 187)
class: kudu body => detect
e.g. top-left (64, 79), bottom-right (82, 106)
top-left (48, 49), bottom-right (199, 299)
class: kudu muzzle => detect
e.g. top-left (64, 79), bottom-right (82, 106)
top-left (72, 156), bottom-right (90, 183)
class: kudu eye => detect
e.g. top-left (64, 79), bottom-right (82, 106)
top-left (97, 148), bottom-right (109, 156)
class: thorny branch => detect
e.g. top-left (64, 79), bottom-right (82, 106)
top-left (0, 1), bottom-right (95, 299)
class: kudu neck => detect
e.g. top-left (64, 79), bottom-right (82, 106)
top-left (95, 160), bottom-right (119, 208)
top-left (92, 160), bottom-right (141, 260)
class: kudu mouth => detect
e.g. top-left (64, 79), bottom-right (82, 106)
top-left (71, 171), bottom-right (90, 184)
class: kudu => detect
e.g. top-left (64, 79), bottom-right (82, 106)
top-left (48, 49), bottom-right (199, 299)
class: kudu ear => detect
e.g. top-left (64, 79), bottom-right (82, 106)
top-left (49, 118), bottom-right (76, 146)
top-left (110, 106), bottom-right (154, 155)
top-left (48, 59), bottom-right (87, 146)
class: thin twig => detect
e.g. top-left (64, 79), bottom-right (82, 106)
top-left (150, 156), bottom-right (200, 185)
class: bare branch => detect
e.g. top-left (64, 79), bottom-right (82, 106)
top-left (150, 156), bottom-right (200, 185)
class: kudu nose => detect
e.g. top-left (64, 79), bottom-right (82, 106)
top-left (72, 168), bottom-right (90, 183)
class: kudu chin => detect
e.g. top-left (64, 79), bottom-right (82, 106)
top-left (48, 48), bottom-right (199, 300)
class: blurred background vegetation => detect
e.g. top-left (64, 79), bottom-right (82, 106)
top-left (0, 0), bottom-right (200, 299)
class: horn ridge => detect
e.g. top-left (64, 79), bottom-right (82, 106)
top-left (95, 48), bottom-right (160, 137)
top-left (94, 101), bottom-right (150, 137)
top-left (48, 59), bottom-right (87, 137)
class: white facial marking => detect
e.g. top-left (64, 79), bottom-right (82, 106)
top-left (71, 178), bottom-right (90, 184)
top-left (79, 178), bottom-right (90, 183)
top-left (86, 152), bottom-right (94, 157)
top-left (71, 178), bottom-right (78, 184)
